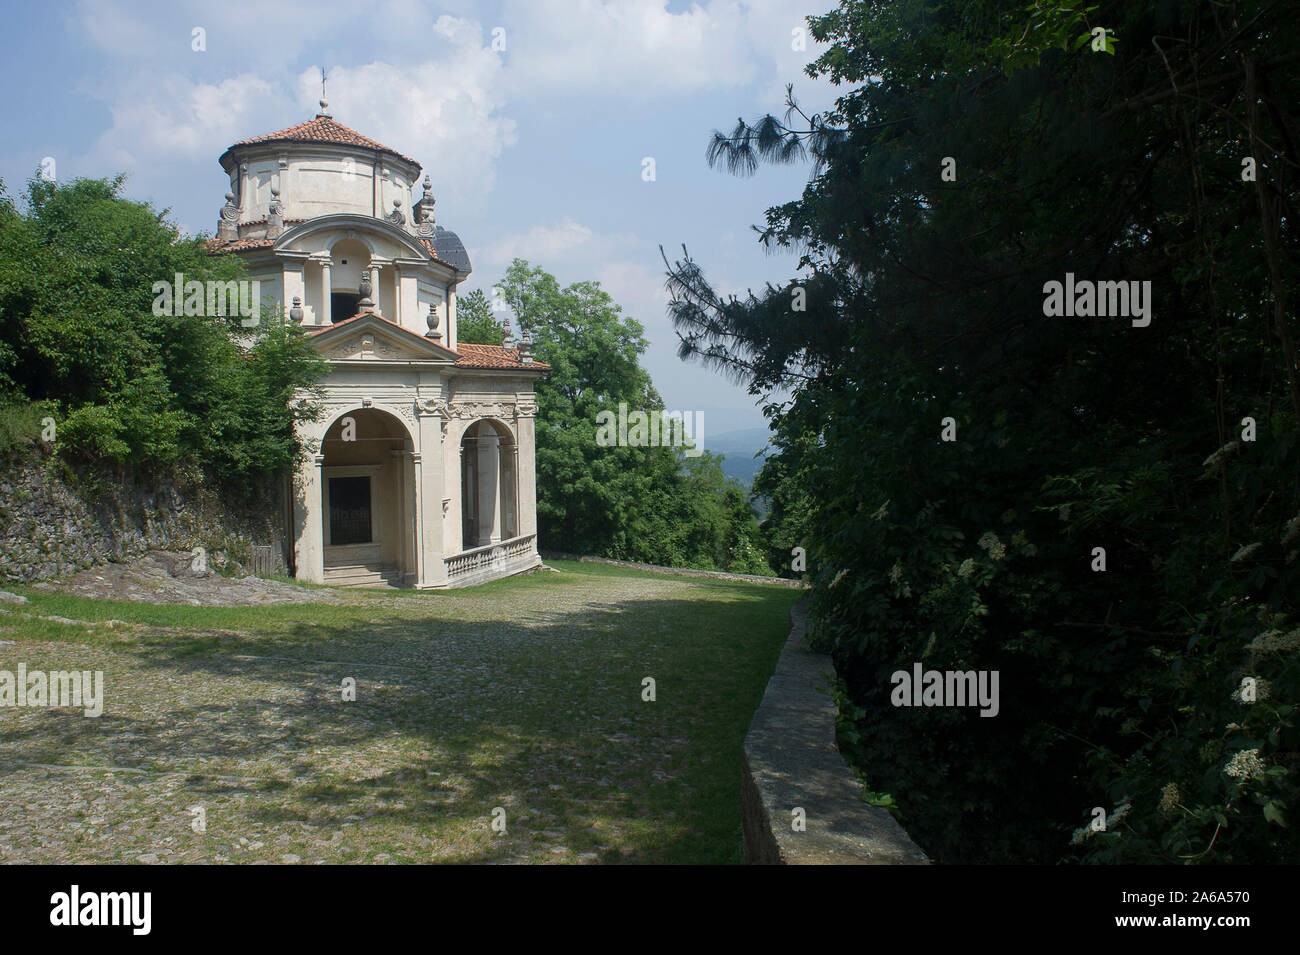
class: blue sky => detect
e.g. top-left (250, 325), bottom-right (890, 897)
top-left (0, 0), bottom-right (841, 433)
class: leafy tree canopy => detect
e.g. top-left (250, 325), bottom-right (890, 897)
top-left (494, 258), bottom-right (768, 573)
top-left (0, 175), bottom-right (324, 482)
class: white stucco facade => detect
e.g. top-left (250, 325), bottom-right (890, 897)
top-left (210, 104), bottom-right (545, 587)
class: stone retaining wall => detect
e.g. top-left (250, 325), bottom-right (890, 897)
top-left (743, 598), bottom-right (929, 864)
top-left (0, 450), bottom-right (284, 583)
top-left (539, 550), bottom-right (806, 588)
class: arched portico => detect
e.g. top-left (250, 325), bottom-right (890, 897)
top-left (459, 419), bottom-right (518, 549)
top-left (295, 406), bottom-right (420, 587)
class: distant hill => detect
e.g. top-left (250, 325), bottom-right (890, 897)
top-left (704, 426), bottom-right (773, 490)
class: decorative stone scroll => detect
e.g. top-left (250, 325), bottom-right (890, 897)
top-left (267, 185), bottom-right (284, 239)
top-left (446, 400), bottom-right (516, 421)
top-left (217, 191), bottom-right (239, 240)
top-left (418, 397), bottom-right (449, 418)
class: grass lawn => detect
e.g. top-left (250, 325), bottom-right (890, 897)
top-left (0, 559), bottom-right (800, 864)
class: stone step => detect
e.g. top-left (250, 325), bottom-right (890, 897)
top-left (323, 564), bottom-right (402, 588)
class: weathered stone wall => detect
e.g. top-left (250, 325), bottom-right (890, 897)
top-left (0, 450), bottom-right (285, 583)
top-left (743, 598), bottom-right (929, 865)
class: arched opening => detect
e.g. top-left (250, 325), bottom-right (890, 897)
top-left (330, 238), bottom-right (371, 323)
top-left (460, 420), bottom-right (518, 550)
top-left (321, 407), bottom-right (415, 585)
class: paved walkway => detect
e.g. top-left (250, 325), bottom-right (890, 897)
top-left (0, 562), bottom-right (794, 863)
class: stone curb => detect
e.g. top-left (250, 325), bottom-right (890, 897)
top-left (742, 598), bottom-right (929, 865)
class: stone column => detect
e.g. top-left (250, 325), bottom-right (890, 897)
top-left (443, 419), bottom-right (464, 556)
top-left (503, 443), bottom-right (518, 539)
top-left (516, 414), bottom-right (538, 539)
top-left (389, 449), bottom-right (411, 582)
top-left (320, 260), bottom-right (332, 325)
top-left (293, 452), bottom-right (326, 584)
top-left (370, 266), bottom-right (381, 313)
top-left (416, 408), bottom-right (448, 587)
top-left (476, 430), bottom-right (501, 546)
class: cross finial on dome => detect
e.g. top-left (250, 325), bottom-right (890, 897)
top-left (317, 68), bottom-right (331, 118)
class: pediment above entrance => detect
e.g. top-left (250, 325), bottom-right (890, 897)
top-left (308, 311), bottom-right (459, 363)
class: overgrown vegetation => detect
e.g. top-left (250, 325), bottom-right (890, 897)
top-left (0, 175), bottom-right (324, 481)
top-left (667, 0), bottom-right (1299, 863)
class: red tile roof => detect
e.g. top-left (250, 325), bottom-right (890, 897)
top-left (225, 115), bottom-right (420, 167)
top-left (206, 236), bottom-right (275, 252)
top-left (454, 342), bottom-right (549, 370)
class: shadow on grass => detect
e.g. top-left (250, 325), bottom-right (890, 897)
top-left (0, 574), bottom-right (798, 864)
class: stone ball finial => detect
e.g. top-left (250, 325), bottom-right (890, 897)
top-left (317, 99), bottom-right (331, 118)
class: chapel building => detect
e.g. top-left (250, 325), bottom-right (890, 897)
top-left (207, 99), bottom-right (546, 588)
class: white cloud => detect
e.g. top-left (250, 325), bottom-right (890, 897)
top-left (87, 73), bottom-right (279, 168)
top-left (596, 260), bottom-right (671, 327)
top-left (476, 218), bottom-right (599, 268)
top-left (501, 0), bottom-right (755, 97)
top-left (295, 23), bottom-right (516, 195)
top-left (71, 0), bottom-right (358, 64)
top-left (76, 13), bottom-right (516, 200)
top-left (496, 0), bottom-right (832, 102)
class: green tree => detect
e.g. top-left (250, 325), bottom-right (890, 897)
top-left (455, 287), bottom-right (505, 345)
top-left (666, 0), bottom-right (1299, 863)
top-left (0, 174), bottom-right (324, 480)
top-left (493, 259), bottom-right (767, 572)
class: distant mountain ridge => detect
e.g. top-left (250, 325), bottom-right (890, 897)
top-left (704, 426), bottom-right (772, 490)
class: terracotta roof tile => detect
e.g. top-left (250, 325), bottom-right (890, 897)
top-left (453, 342), bottom-right (549, 370)
top-left (206, 236), bottom-right (275, 252)
top-left (226, 115), bottom-right (419, 167)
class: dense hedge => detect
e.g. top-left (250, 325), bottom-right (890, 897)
top-left (668, 0), bottom-right (1299, 863)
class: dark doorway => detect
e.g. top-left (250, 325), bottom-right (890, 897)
top-left (331, 292), bottom-right (361, 322)
top-left (461, 450), bottom-right (477, 549)
top-left (329, 476), bottom-right (371, 545)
